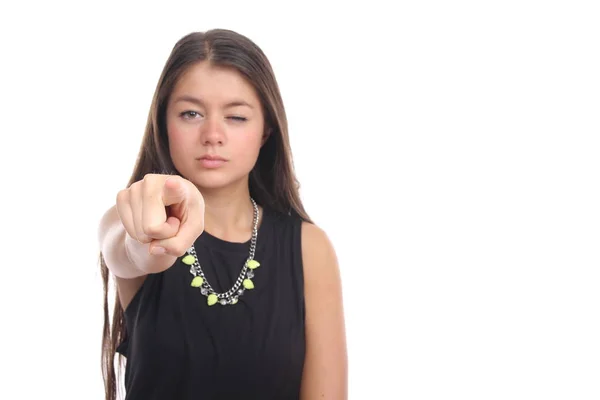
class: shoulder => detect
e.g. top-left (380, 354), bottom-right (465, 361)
top-left (301, 221), bottom-right (335, 257)
top-left (266, 208), bottom-right (338, 267)
top-left (300, 221), bottom-right (340, 288)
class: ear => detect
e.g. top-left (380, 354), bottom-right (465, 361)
top-left (261, 128), bottom-right (272, 146)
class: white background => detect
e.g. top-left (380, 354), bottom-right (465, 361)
top-left (1, 1), bottom-right (598, 399)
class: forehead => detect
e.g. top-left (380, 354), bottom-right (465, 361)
top-left (172, 61), bottom-right (259, 105)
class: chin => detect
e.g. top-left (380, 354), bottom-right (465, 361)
top-left (188, 170), bottom-right (246, 191)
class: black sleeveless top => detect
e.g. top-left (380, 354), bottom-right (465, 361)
top-left (116, 207), bottom-right (306, 399)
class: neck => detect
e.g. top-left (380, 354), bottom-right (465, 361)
top-left (199, 184), bottom-right (258, 242)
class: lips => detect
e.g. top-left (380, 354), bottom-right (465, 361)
top-left (197, 155), bottom-right (227, 169)
top-left (199, 155), bottom-right (227, 161)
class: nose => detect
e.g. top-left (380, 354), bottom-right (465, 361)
top-left (200, 116), bottom-right (226, 146)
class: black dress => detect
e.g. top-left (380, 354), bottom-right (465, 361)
top-left (116, 207), bottom-right (306, 399)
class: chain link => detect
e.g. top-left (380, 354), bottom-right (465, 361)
top-left (187, 198), bottom-right (259, 304)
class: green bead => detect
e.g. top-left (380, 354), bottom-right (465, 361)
top-left (247, 260), bottom-right (260, 270)
top-left (231, 297), bottom-right (238, 305)
top-left (207, 294), bottom-right (218, 306)
top-left (243, 279), bottom-right (255, 290)
top-left (190, 276), bottom-right (204, 287)
top-left (182, 255), bottom-right (196, 265)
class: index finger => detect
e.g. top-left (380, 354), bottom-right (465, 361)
top-left (142, 178), bottom-right (181, 239)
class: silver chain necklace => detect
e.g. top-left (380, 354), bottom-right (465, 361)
top-left (181, 198), bottom-right (261, 306)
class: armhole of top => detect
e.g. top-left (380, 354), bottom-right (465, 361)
top-left (294, 218), bottom-right (307, 323)
top-left (120, 275), bottom-right (149, 317)
top-left (115, 274), bottom-right (152, 357)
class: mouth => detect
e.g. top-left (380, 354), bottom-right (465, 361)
top-left (197, 155), bottom-right (228, 169)
top-left (198, 155), bottom-right (227, 161)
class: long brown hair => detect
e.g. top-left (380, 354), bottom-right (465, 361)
top-left (100, 29), bottom-right (311, 400)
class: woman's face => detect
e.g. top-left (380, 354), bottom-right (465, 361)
top-left (166, 61), bottom-right (266, 191)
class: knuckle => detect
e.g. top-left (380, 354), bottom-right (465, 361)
top-left (116, 189), bottom-right (127, 205)
top-left (143, 174), bottom-right (161, 196)
top-left (144, 173), bottom-right (159, 183)
top-left (129, 181), bottom-right (140, 197)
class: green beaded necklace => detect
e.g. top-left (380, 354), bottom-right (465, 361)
top-left (181, 198), bottom-right (261, 306)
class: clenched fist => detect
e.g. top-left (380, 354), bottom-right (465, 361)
top-left (116, 174), bottom-right (205, 258)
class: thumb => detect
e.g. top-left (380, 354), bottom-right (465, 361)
top-left (162, 176), bottom-right (188, 207)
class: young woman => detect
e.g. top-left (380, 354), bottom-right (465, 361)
top-left (98, 29), bottom-right (347, 399)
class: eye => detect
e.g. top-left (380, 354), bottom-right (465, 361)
top-left (180, 111), bottom-right (202, 119)
top-left (228, 116), bottom-right (247, 122)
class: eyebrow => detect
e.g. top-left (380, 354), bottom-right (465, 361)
top-left (173, 95), bottom-right (254, 109)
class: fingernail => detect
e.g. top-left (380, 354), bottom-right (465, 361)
top-left (151, 246), bottom-right (166, 255)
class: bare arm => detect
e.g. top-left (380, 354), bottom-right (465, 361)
top-left (300, 222), bottom-right (348, 399)
top-left (98, 205), bottom-right (177, 309)
top-left (98, 175), bottom-right (205, 310)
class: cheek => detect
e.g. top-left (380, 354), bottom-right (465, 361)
top-left (167, 122), bottom-right (196, 161)
top-left (233, 130), bottom-right (263, 159)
